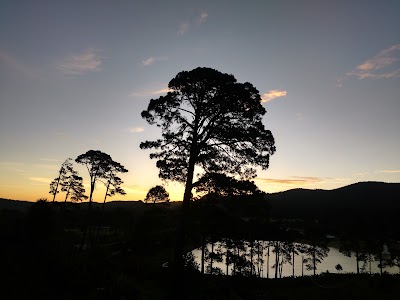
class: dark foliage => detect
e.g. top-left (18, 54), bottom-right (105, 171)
top-left (140, 67), bottom-right (275, 182)
top-left (144, 185), bottom-right (170, 204)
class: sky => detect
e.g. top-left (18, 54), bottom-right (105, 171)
top-left (1, 0), bottom-right (399, 202)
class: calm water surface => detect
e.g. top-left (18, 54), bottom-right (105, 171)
top-left (192, 242), bottom-right (399, 277)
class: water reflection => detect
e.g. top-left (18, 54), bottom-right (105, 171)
top-left (191, 241), bottom-right (399, 277)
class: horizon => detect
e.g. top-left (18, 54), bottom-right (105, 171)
top-left (1, 1), bottom-right (399, 202)
top-left (2, 180), bottom-right (398, 203)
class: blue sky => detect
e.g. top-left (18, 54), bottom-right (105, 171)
top-left (0, 0), bottom-right (399, 201)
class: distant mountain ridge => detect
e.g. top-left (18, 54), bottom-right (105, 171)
top-left (0, 198), bottom-right (182, 213)
top-left (1, 182), bottom-right (399, 219)
top-left (266, 181), bottom-right (400, 220)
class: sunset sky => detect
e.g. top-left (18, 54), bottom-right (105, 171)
top-left (1, 0), bottom-right (399, 202)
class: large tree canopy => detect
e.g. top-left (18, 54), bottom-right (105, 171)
top-left (140, 67), bottom-right (276, 183)
top-left (140, 67), bottom-right (275, 273)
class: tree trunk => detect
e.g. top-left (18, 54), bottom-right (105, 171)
top-left (52, 170), bottom-right (62, 202)
top-left (201, 234), bottom-right (205, 274)
top-left (267, 243), bottom-right (270, 279)
top-left (313, 246), bottom-right (316, 276)
top-left (169, 132), bottom-right (198, 299)
top-left (80, 180), bottom-right (95, 251)
top-left (64, 186), bottom-right (71, 204)
top-left (101, 181), bottom-right (110, 215)
top-left (210, 241), bottom-right (214, 274)
top-left (275, 242), bottom-right (279, 279)
top-left (250, 240), bottom-right (254, 276)
top-left (257, 241), bottom-right (261, 277)
top-left (356, 248), bottom-right (360, 275)
top-left (369, 256), bottom-right (372, 275)
top-left (225, 239), bottom-right (229, 276)
top-left (260, 241), bottom-right (264, 277)
top-left (88, 180), bottom-right (95, 210)
top-left (173, 159), bottom-right (195, 272)
top-left (292, 247), bottom-right (295, 277)
top-left (233, 244), bottom-right (236, 275)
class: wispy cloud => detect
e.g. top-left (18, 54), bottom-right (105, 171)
top-left (261, 89), bottom-right (287, 103)
top-left (142, 57), bottom-right (156, 66)
top-left (141, 56), bottom-right (167, 66)
top-left (338, 44), bottom-right (400, 86)
top-left (0, 185), bottom-right (25, 188)
top-left (377, 169), bottom-right (400, 173)
top-left (28, 177), bottom-right (51, 184)
top-left (332, 177), bottom-right (352, 183)
top-left (128, 127), bottom-right (144, 133)
top-left (197, 11), bottom-right (209, 24)
top-left (178, 22), bottom-right (190, 35)
top-left (0, 51), bottom-right (41, 79)
top-left (256, 176), bottom-right (323, 185)
top-left (130, 84), bottom-right (171, 97)
top-left (56, 49), bottom-right (103, 75)
top-left (34, 164), bottom-right (59, 171)
top-left (39, 158), bottom-right (62, 162)
top-left (355, 172), bottom-right (368, 177)
top-left (178, 10), bottom-right (208, 35)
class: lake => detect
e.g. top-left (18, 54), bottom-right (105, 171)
top-left (191, 241), bottom-right (399, 277)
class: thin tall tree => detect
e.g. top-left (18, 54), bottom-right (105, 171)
top-left (75, 150), bottom-right (126, 248)
top-left (49, 158), bottom-right (73, 203)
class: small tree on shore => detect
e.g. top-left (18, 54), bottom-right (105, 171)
top-left (335, 263), bottom-right (343, 272)
top-left (145, 185), bottom-right (170, 204)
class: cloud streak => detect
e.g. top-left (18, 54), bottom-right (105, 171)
top-left (377, 169), bottom-right (400, 173)
top-left (178, 22), bottom-right (190, 35)
top-left (34, 164), bottom-right (59, 170)
top-left (261, 89), bottom-right (287, 103)
top-left (197, 11), bottom-right (209, 24)
top-left (129, 127), bottom-right (144, 133)
top-left (130, 84), bottom-right (171, 97)
top-left (56, 49), bottom-right (103, 75)
top-left (40, 158), bottom-right (62, 162)
top-left (338, 44), bottom-right (400, 85)
top-left (256, 176), bottom-right (323, 185)
top-left (28, 177), bottom-right (51, 184)
top-left (141, 56), bottom-right (167, 66)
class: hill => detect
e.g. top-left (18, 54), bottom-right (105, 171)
top-left (0, 198), bottom-right (33, 212)
top-left (2, 181), bottom-right (399, 221)
top-left (266, 181), bottom-right (400, 222)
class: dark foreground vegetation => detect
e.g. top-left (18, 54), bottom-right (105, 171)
top-left (1, 182), bottom-right (400, 299)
